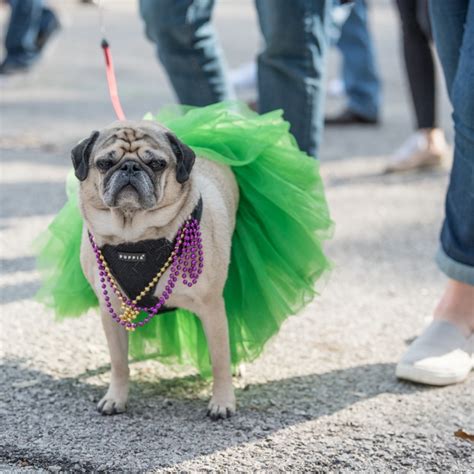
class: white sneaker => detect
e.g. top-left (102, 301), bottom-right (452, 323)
top-left (386, 128), bottom-right (449, 172)
top-left (327, 78), bottom-right (346, 98)
top-left (396, 320), bottom-right (473, 386)
top-left (229, 62), bottom-right (257, 92)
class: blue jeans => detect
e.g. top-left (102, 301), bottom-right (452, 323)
top-left (139, 0), bottom-right (332, 158)
top-left (430, 0), bottom-right (474, 285)
top-left (335, 0), bottom-right (381, 120)
top-left (4, 0), bottom-right (53, 67)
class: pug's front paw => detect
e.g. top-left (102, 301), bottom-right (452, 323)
top-left (97, 388), bottom-right (128, 416)
top-left (207, 392), bottom-right (236, 420)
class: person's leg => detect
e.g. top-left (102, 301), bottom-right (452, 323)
top-left (397, 0), bottom-right (474, 386)
top-left (432, 0), bottom-right (474, 307)
top-left (36, 6), bottom-right (60, 52)
top-left (4, 0), bottom-right (43, 67)
top-left (337, 0), bottom-right (381, 121)
top-left (428, 1), bottom-right (467, 100)
top-left (387, 0), bottom-right (448, 172)
top-left (396, 0), bottom-right (436, 129)
top-left (255, 0), bottom-right (332, 158)
top-left (139, 0), bottom-right (233, 105)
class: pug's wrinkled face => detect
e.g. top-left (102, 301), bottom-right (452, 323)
top-left (71, 121), bottom-right (195, 211)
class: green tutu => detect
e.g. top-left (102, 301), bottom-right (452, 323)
top-left (36, 102), bottom-right (333, 377)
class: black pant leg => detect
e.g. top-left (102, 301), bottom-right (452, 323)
top-left (395, 0), bottom-right (436, 129)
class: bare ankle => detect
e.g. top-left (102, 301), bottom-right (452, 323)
top-left (434, 279), bottom-right (474, 336)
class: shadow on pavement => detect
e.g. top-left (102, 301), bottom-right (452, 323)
top-left (0, 147), bottom-right (67, 165)
top-left (325, 165), bottom-right (448, 188)
top-left (0, 280), bottom-right (41, 304)
top-left (0, 256), bottom-right (36, 274)
top-left (0, 358), bottom-right (434, 471)
top-left (0, 181), bottom-right (66, 218)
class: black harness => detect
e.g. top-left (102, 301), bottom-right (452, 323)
top-left (101, 198), bottom-right (203, 308)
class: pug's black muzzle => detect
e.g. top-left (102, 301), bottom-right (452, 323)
top-left (103, 160), bottom-right (156, 209)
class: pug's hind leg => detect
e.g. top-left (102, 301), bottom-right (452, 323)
top-left (97, 308), bottom-right (130, 415)
top-left (198, 296), bottom-right (236, 420)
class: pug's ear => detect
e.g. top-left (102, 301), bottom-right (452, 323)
top-left (166, 132), bottom-right (196, 184)
top-left (71, 131), bottom-right (100, 181)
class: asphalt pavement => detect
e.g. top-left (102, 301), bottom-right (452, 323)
top-left (0, 1), bottom-right (473, 472)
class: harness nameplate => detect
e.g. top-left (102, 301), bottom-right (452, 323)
top-left (118, 252), bottom-right (146, 262)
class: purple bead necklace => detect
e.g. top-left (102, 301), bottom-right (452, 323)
top-left (88, 217), bottom-right (204, 331)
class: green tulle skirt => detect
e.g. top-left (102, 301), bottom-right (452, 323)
top-left (36, 102), bottom-right (333, 377)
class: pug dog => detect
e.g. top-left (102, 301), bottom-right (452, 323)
top-left (72, 121), bottom-right (239, 419)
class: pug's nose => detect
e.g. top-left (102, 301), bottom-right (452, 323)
top-left (120, 160), bottom-right (141, 175)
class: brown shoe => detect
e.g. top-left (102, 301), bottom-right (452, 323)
top-left (325, 108), bottom-right (380, 126)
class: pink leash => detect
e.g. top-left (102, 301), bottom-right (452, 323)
top-left (101, 38), bottom-right (126, 121)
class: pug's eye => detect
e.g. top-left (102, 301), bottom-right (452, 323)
top-left (96, 159), bottom-right (114, 172)
top-left (149, 159), bottom-right (167, 171)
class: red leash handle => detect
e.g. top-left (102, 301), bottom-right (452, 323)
top-left (101, 39), bottom-right (126, 121)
